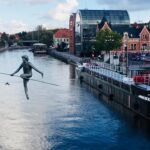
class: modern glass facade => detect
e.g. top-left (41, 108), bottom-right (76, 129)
top-left (75, 9), bottom-right (130, 55)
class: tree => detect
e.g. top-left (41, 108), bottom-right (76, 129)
top-left (36, 25), bottom-right (46, 32)
top-left (95, 29), bottom-right (122, 54)
top-left (0, 32), bottom-right (9, 47)
top-left (18, 31), bottom-right (28, 40)
top-left (36, 25), bottom-right (46, 42)
top-left (40, 30), bottom-right (53, 46)
top-left (1, 32), bottom-right (9, 42)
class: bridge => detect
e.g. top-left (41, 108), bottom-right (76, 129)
top-left (20, 40), bottom-right (39, 46)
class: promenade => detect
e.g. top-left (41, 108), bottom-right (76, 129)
top-left (49, 50), bottom-right (82, 65)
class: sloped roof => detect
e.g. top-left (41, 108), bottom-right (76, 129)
top-left (78, 9), bottom-right (130, 25)
top-left (54, 29), bottom-right (70, 38)
top-left (97, 18), bottom-right (144, 38)
top-left (98, 16), bottom-right (112, 29)
top-left (111, 25), bottom-right (143, 38)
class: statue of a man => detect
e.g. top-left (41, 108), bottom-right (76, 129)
top-left (11, 55), bottom-right (43, 99)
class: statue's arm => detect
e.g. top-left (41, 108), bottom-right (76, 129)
top-left (29, 62), bottom-right (43, 77)
top-left (11, 63), bottom-right (23, 76)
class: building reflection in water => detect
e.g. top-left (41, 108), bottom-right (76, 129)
top-left (80, 82), bottom-right (150, 137)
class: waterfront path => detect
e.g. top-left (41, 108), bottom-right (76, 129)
top-left (49, 51), bottom-right (134, 84)
top-left (49, 50), bottom-right (82, 65)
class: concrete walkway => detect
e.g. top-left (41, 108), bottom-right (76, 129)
top-left (49, 50), bottom-right (82, 65)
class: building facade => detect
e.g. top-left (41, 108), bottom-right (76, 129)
top-left (69, 9), bottom-right (130, 56)
top-left (69, 13), bottom-right (76, 54)
top-left (53, 29), bottom-right (70, 48)
top-left (98, 22), bottom-right (150, 51)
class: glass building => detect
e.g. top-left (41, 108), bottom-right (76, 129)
top-left (75, 9), bottom-right (130, 55)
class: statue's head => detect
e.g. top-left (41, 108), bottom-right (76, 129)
top-left (22, 55), bottom-right (29, 62)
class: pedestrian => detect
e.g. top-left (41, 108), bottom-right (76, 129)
top-left (10, 55), bottom-right (43, 100)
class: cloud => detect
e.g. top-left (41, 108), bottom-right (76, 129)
top-left (0, 0), bottom-right (54, 5)
top-left (44, 0), bottom-right (78, 21)
top-left (0, 20), bottom-right (30, 34)
top-left (25, 0), bottom-right (53, 4)
top-left (96, 0), bottom-right (150, 11)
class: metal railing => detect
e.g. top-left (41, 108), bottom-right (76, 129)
top-left (83, 63), bottom-right (133, 84)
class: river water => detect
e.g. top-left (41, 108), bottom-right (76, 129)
top-left (0, 49), bottom-right (150, 150)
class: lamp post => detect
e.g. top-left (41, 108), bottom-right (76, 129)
top-left (124, 43), bottom-right (128, 76)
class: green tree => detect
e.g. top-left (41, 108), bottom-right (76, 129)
top-left (15, 26), bottom-right (54, 47)
top-left (18, 31), bottom-right (28, 40)
top-left (0, 32), bottom-right (9, 47)
top-left (40, 30), bottom-right (53, 46)
top-left (1, 32), bottom-right (9, 42)
top-left (95, 29), bottom-right (122, 54)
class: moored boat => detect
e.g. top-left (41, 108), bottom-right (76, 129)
top-left (32, 43), bottom-right (48, 54)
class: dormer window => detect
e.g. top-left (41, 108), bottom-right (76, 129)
top-left (141, 34), bottom-right (149, 40)
top-left (145, 35), bottom-right (148, 40)
top-left (142, 35), bottom-right (145, 40)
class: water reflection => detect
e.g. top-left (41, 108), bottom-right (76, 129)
top-left (0, 50), bottom-right (150, 150)
top-left (84, 84), bottom-right (150, 135)
top-left (69, 65), bottom-right (76, 79)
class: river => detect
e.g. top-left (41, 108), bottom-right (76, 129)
top-left (0, 49), bottom-right (150, 150)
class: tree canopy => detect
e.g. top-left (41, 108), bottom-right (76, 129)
top-left (16, 25), bottom-right (54, 46)
top-left (95, 29), bottom-right (122, 53)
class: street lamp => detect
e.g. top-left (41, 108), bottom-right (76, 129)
top-left (124, 44), bottom-right (128, 75)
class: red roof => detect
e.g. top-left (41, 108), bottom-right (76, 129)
top-left (54, 28), bottom-right (70, 38)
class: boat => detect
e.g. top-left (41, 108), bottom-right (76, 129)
top-left (76, 62), bottom-right (150, 120)
top-left (32, 43), bottom-right (48, 54)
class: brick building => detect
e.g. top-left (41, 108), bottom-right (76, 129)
top-left (69, 13), bottom-right (76, 54)
top-left (97, 20), bottom-right (150, 51)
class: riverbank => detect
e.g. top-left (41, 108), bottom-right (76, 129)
top-left (8, 46), bottom-right (30, 50)
top-left (0, 46), bottom-right (30, 52)
top-left (0, 47), bottom-right (7, 52)
top-left (48, 50), bottom-right (82, 66)
top-left (48, 50), bottom-right (150, 120)
top-left (0, 46), bottom-right (31, 52)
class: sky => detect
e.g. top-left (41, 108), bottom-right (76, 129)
top-left (0, 0), bottom-right (149, 34)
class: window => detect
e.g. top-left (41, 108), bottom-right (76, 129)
top-left (134, 44), bottom-right (136, 50)
top-left (131, 44), bottom-right (136, 50)
top-left (145, 35), bottom-right (148, 40)
top-left (131, 44), bottom-right (134, 50)
top-left (141, 44), bottom-right (147, 50)
top-left (70, 21), bottom-right (73, 26)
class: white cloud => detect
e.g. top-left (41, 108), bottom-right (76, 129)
top-left (25, 0), bottom-right (53, 4)
top-left (46, 0), bottom-right (78, 21)
top-left (0, 0), bottom-right (54, 5)
top-left (0, 20), bottom-right (30, 34)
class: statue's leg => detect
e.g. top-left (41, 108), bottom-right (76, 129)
top-left (21, 74), bottom-right (32, 79)
top-left (23, 79), bottom-right (29, 100)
